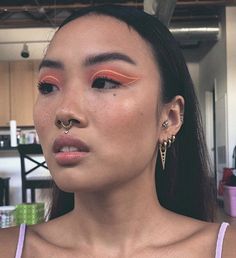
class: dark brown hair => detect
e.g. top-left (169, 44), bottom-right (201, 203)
top-left (48, 4), bottom-right (215, 222)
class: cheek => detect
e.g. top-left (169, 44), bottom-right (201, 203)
top-left (90, 94), bottom-right (160, 182)
top-left (33, 99), bottom-right (54, 140)
top-left (88, 92), bottom-right (158, 145)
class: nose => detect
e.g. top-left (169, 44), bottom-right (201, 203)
top-left (54, 92), bottom-right (88, 130)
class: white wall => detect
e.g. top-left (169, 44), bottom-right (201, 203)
top-left (226, 7), bottom-right (236, 168)
top-left (187, 62), bottom-right (200, 99)
top-left (198, 8), bottom-right (227, 189)
top-left (199, 9), bottom-right (227, 123)
top-left (197, 7), bottom-right (236, 193)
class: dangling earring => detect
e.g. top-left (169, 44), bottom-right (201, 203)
top-left (159, 135), bottom-right (175, 170)
top-left (160, 120), bottom-right (168, 170)
top-left (159, 140), bottom-right (168, 170)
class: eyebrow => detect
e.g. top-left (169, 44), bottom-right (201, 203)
top-left (83, 52), bottom-right (137, 66)
top-left (39, 52), bottom-right (136, 71)
top-left (39, 59), bottom-right (64, 71)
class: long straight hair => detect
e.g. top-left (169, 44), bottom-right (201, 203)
top-left (48, 4), bottom-right (215, 221)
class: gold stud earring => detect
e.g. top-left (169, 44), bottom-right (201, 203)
top-left (162, 120), bottom-right (169, 129)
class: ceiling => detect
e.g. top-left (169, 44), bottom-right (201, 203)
top-left (0, 0), bottom-right (235, 61)
top-left (0, 0), bottom-right (235, 28)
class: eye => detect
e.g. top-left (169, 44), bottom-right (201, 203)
top-left (37, 81), bottom-right (58, 95)
top-left (92, 77), bottom-right (121, 90)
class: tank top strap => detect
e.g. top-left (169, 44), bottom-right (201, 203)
top-left (15, 224), bottom-right (27, 258)
top-left (215, 222), bottom-right (229, 258)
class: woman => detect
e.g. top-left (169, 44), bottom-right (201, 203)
top-left (1, 4), bottom-right (235, 258)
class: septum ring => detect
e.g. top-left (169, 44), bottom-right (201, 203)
top-left (58, 120), bottom-right (73, 134)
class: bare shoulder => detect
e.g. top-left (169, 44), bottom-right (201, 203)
top-left (0, 226), bottom-right (20, 258)
top-left (222, 224), bottom-right (236, 257)
top-left (153, 211), bottom-right (224, 257)
top-left (194, 223), bottom-right (236, 258)
top-left (164, 210), bottom-right (236, 258)
top-left (22, 219), bottom-right (69, 257)
top-left (181, 220), bottom-right (221, 257)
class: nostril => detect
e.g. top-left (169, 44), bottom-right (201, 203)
top-left (56, 120), bottom-right (62, 128)
top-left (55, 115), bottom-right (84, 131)
top-left (70, 118), bottom-right (80, 125)
top-left (56, 119), bottom-right (79, 126)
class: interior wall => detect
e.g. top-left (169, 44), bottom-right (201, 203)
top-left (198, 8), bottom-right (227, 188)
top-left (197, 6), bottom-right (236, 191)
top-left (199, 9), bottom-right (227, 124)
top-left (226, 6), bottom-right (236, 168)
top-left (186, 62), bottom-right (200, 99)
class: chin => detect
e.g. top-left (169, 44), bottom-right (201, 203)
top-left (53, 172), bottom-right (129, 194)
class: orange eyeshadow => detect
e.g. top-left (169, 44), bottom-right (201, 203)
top-left (91, 69), bottom-right (140, 85)
top-left (39, 75), bottom-right (60, 84)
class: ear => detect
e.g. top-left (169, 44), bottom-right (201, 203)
top-left (159, 95), bottom-right (184, 142)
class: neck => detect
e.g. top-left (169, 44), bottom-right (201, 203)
top-left (67, 170), bottom-right (166, 251)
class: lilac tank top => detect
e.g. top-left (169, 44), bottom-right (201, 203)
top-left (14, 222), bottom-right (229, 258)
top-left (15, 224), bottom-right (26, 258)
top-left (215, 222), bottom-right (229, 258)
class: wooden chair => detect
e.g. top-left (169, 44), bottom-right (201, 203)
top-left (0, 177), bottom-right (10, 206)
top-left (17, 144), bottom-right (52, 203)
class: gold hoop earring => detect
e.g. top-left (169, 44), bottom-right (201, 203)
top-left (159, 135), bottom-right (175, 170)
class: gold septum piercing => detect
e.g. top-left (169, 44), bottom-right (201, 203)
top-left (60, 120), bottom-right (73, 134)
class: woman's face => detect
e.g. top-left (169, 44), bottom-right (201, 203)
top-left (34, 14), bottom-right (164, 192)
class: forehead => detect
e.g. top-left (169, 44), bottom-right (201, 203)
top-left (46, 14), bottom-right (155, 66)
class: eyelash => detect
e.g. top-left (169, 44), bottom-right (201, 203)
top-left (37, 81), bottom-right (58, 95)
top-left (37, 75), bottom-right (122, 95)
top-left (91, 76), bottom-right (122, 90)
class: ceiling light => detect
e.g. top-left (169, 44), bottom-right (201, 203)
top-left (21, 43), bottom-right (30, 58)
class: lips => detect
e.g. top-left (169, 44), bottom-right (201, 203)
top-left (53, 135), bottom-right (90, 154)
top-left (52, 135), bottom-right (90, 166)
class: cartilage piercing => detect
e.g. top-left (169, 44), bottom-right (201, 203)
top-left (180, 113), bottom-right (184, 123)
top-left (162, 120), bottom-right (169, 129)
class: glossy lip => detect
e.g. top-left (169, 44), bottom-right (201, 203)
top-left (53, 135), bottom-right (90, 166)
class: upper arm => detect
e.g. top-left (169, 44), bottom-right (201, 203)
top-left (0, 226), bottom-right (19, 258)
top-left (223, 225), bottom-right (236, 257)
